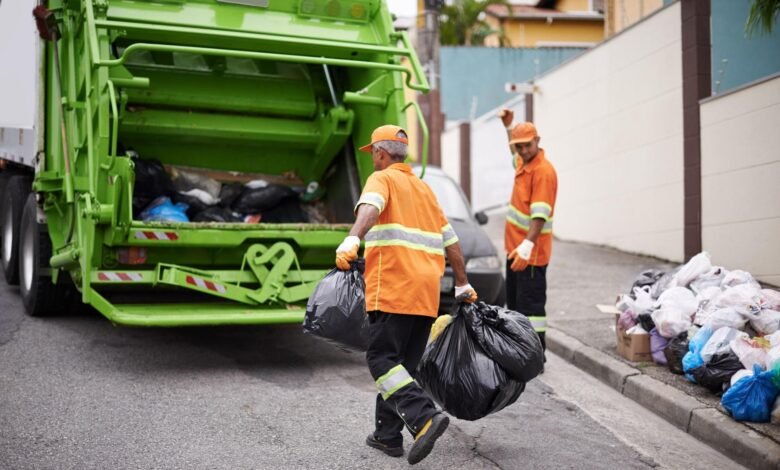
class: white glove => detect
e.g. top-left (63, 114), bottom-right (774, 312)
top-left (454, 283), bottom-right (478, 303)
top-left (514, 239), bottom-right (535, 261)
top-left (336, 235), bottom-right (360, 254)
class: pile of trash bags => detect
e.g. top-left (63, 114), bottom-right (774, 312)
top-left (302, 261), bottom-right (369, 352)
top-left (416, 302), bottom-right (545, 421)
top-left (131, 154), bottom-right (326, 224)
top-left (616, 251), bottom-right (780, 423)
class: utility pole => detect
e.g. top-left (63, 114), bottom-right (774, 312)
top-left (415, 0), bottom-right (443, 166)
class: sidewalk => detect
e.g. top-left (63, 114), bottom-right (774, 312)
top-left (482, 215), bottom-right (780, 470)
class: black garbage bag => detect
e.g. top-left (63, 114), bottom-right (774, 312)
top-left (464, 303), bottom-right (545, 383)
top-left (416, 302), bottom-right (543, 421)
top-left (302, 260), bottom-right (368, 352)
top-left (219, 183), bottom-right (244, 208)
top-left (630, 269), bottom-right (665, 296)
top-left (663, 332), bottom-right (689, 375)
top-left (690, 351), bottom-right (743, 394)
top-left (261, 198), bottom-right (309, 223)
top-left (132, 156), bottom-right (174, 216)
top-left (637, 313), bottom-right (656, 333)
top-left (650, 266), bottom-right (682, 299)
top-left (192, 206), bottom-right (243, 223)
top-left (171, 192), bottom-right (210, 217)
top-left (232, 184), bottom-right (297, 214)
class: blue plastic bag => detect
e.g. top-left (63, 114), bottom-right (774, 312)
top-left (139, 196), bottom-right (189, 222)
top-left (721, 364), bottom-right (780, 422)
top-left (682, 326), bottom-right (713, 382)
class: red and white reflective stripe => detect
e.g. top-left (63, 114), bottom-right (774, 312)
top-left (185, 275), bottom-right (227, 294)
top-left (97, 272), bottom-right (144, 282)
top-left (134, 231), bottom-right (179, 241)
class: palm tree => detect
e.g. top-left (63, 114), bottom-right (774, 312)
top-left (746, 0), bottom-right (780, 35)
top-left (439, 0), bottom-right (512, 46)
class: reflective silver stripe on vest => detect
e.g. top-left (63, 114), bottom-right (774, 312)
top-left (355, 192), bottom-right (386, 213)
top-left (365, 225), bottom-right (444, 252)
top-left (376, 365), bottom-right (415, 400)
top-left (530, 201), bottom-right (552, 220)
top-left (507, 205), bottom-right (553, 233)
top-left (527, 316), bottom-right (547, 332)
top-left (441, 224), bottom-right (459, 247)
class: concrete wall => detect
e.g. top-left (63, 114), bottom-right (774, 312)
top-left (534, 2), bottom-right (684, 262)
top-left (700, 74), bottom-right (780, 286)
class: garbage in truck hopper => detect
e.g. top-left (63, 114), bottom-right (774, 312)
top-left (130, 153), bottom-right (328, 224)
top-left (615, 251), bottom-right (780, 422)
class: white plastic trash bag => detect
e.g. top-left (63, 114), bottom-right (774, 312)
top-left (750, 309), bottom-right (780, 336)
top-left (731, 368), bottom-right (754, 387)
top-left (730, 337), bottom-right (769, 369)
top-left (633, 286), bottom-right (654, 314)
top-left (762, 289), bottom-right (780, 311)
top-left (702, 307), bottom-right (747, 331)
top-left (656, 287), bottom-right (698, 315)
top-left (721, 270), bottom-right (760, 290)
top-left (651, 308), bottom-right (692, 338)
top-left (689, 267), bottom-right (727, 294)
top-left (767, 332), bottom-right (780, 349)
top-left (767, 346), bottom-right (780, 371)
top-left (626, 324), bottom-right (649, 335)
top-left (701, 327), bottom-right (746, 363)
top-left (715, 284), bottom-right (764, 318)
top-left (672, 252), bottom-right (712, 287)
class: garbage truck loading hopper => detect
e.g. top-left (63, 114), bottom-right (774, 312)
top-left (25, 0), bottom-right (429, 326)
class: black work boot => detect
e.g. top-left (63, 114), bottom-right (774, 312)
top-left (407, 414), bottom-right (449, 465)
top-left (365, 433), bottom-right (403, 457)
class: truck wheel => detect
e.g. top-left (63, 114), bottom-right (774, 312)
top-left (19, 194), bottom-right (69, 317)
top-left (1, 175), bottom-right (32, 285)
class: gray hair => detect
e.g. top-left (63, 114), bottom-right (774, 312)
top-left (374, 140), bottom-right (408, 161)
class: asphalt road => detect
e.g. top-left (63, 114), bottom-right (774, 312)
top-left (0, 270), bottom-right (742, 470)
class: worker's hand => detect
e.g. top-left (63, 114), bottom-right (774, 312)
top-left (499, 108), bottom-right (514, 128)
top-left (335, 235), bottom-right (360, 270)
top-left (455, 283), bottom-right (478, 303)
top-left (508, 239), bottom-right (534, 272)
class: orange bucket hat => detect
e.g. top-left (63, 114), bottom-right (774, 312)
top-left (359, 125), bottom-right (409, 153)
top-left (509, 122), bottom-right (538, 144)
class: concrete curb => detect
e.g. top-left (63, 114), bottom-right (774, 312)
top-left (547, 328), bottom-right (780, 470)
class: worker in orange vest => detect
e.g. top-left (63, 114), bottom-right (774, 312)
top-left (499, 109), bottom-right (558, 351)
top-left (336, 125), bottom-right (477, 465)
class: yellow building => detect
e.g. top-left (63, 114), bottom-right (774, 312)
top-left (604, 0), bottom-right (666, 37)
top-left (485, 0), bottom-right (605, 48)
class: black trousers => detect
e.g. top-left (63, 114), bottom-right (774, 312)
top-left (365, 311), bottom-right (438, 447)
top-left (506, 262), bottom-right (547, 350)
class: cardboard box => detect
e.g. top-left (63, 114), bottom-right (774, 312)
top-left (614, 313), bottom-right (652, 362)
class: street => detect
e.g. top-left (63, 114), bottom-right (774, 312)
top-left (0, 270), bottom-right (744, 470)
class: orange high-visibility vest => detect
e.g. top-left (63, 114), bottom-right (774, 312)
top-left (505, 149), bottom-right (558, 266)
top-left (356, 163), bottom-right (458, 317)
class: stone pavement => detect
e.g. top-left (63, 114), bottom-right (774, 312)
top-left (482, 213), bottom-right (780, 470)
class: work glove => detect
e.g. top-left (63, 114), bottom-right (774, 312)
top-left (335, 235), bottom-right (360, 271)
top-left (508, 239), bottom-right (534, 272)
top-left (454, 283), bottom-right (478, 303)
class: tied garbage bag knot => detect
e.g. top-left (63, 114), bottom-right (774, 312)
top-left (302, 260), bottom-right (369, 352)
top-left (416, 302), bottom-right (544, 421)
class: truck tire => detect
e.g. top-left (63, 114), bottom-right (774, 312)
top-left (19, 194), bottom-right (71, 317)
top-left (1, 175), bottom-right (32, 285)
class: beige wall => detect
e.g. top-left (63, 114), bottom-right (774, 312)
top-left (533, 2), bottom-right (684, 261)
top-left (700, 75), bottom-right (780, 286)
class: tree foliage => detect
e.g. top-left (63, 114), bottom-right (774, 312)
top-left (439, 0), bottom-right (512, 46)
top-left (746, 0), bottom-right (780, 35)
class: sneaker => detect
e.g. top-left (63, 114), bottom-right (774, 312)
top-left (365, 434), bottom-right (403, 458)
top-left (407, 414), bottom-right (449, 465)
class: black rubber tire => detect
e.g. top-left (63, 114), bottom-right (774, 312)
top-left (19, 194), bottom-right (72, 317)
top-left (1, 175), bottom-right (32, 285)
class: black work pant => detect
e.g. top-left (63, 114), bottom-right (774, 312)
top-left (365, 311), bottom-right (438, 447)
top-left (506, 262), bottom-right (547, 350)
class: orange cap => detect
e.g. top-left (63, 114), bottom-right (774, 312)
top-left (509, 122), bottom-right (538, 144)
top-left (359, 125), bottom-right (409, 153)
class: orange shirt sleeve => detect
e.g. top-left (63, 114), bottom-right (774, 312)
top-left (529, 167), bottom-right (557, 221)
top-left (355, 172), bottom-right (390, 214)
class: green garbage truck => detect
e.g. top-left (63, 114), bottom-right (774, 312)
top-left (0, 0), bottom-right (429, 325)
